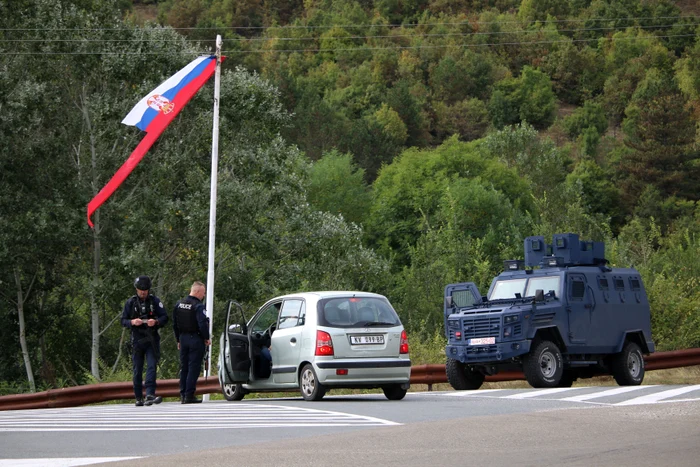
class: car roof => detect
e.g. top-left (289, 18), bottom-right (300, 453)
top-left (272, 291), bottom-right (387, 301)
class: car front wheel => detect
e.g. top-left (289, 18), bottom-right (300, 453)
top-left (300, 364), bottom-right (327, 401)
top-left (221, 382), bottom-right (246, 401)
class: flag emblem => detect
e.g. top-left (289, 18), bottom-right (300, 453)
top-left (146, 95), bottom-right (175, 114)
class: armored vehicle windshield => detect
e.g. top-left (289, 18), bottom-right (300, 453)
top-left (489, 276), bottom-right (561, 300)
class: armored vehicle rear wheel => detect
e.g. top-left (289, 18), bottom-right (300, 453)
top-left (611, 341), bottom-right (644, 386)
top-left (446, 358), bottom-right (485, 390)
top-left (523, 340), bottom-right (563, 388)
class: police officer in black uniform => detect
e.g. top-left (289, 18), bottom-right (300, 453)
top-left (173, 281), bottom-right (211, 404)
top-left (121, 275), bottom-right (168, 407)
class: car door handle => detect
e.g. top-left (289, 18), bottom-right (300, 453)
top-left (290, 337), bottom-right (297, 343)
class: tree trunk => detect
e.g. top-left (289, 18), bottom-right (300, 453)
top-left (84, 86), bottom-right (102, 381)
top-left (13, 267), bottom-right (36, 393)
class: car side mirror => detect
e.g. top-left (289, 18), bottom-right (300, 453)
top-left (534, 289), bottom-right (544, 302)
top-left (228, 323), bottom-right (243, 334)
top-left (445, 296), bottom-right (452, 307)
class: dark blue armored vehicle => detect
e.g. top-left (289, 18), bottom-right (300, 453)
top-left (444, 233), bottom-right (655, 389)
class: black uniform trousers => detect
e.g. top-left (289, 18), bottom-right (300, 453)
top-left (179, 332), bottom-right (205, 397)
top-left (132, 338), bottom-right (159, 399)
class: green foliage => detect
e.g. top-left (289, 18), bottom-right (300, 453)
top-left (307, 150), bottom-right (372, 225)
top-left (620, 68), bottom-right (700, 208)
top-left (563, 101), bottom-right (608, 139)
top-left (366, 136), bottom-right (531, 267)
top-left (489, 67), bottom-right (556, 129)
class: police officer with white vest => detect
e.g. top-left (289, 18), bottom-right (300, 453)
top-left (121, 275), bottom-right (168, 407)
top-left (173, 281), bottom-right (211, 403)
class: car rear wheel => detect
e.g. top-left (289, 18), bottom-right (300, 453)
top-left (523, 340), bottom-right (563, 388)
top-left (446, 358), bottom-right (485, 390)
top-left (382, 385), bottom-right (407, 400)
top-left (221, 382), bottom-right (246, 401)
top-left (300, 364), bottom-right (326, 401)
top-left (611, 341), bottom-right (644, 386)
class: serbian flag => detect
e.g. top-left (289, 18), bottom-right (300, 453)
top-left (87, 55), bottom-right (219, 228)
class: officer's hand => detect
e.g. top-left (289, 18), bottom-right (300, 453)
top-left (205, 339), bottom-right (211, 346)
top-left (147, 319), bottom-right (157, 327)
top-left (131, 318), bottom-right (144, 326)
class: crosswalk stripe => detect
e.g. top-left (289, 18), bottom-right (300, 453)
top-left (502, 387), bottom-right (579, 399)
top-left (559, 385), bottom-right (653, 402)
top-left (0, 403), bottom-right (400, 432)
top-left (615, 384), bottom-right (700, 406)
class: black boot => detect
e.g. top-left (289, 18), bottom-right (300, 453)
top-left (144, 395), bottom-right (163, 406)
top-left (135, 399), bottom-right (144, 407)
top-left (183, 395), bottom-right (202, 404)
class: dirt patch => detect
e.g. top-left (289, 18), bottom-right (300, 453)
top-left (675, 0), bottom-right (700, 16)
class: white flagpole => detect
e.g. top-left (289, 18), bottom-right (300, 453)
top-left (204, 35), bottom-right (223, 400)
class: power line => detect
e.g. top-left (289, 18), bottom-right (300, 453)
top-left (1, 32), bottom-right (695, 56)
top-left (2, 21), bottom-right (697, 43)
top-left (1, 15), bottom-right (698, 32)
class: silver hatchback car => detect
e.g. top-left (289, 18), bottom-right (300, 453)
top-left (218, 291), bottom-right (411, 401)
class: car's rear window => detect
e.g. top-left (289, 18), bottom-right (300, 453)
top-left (318, 297), bottom-right (401, 328)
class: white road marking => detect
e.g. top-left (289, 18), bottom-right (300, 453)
top-left (502, 387), bottom-right (579, 399)
top-left (615, 384), bottom-right (700, 406)
top-left (0, 403), bottom-right (400, 432)
top-left (559, 385), bottom-right (653, 402)
top-left (0, 458), bottom-right (141, 466)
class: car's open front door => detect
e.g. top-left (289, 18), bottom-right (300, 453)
top-left (220, 300), bottom-right (251, 383)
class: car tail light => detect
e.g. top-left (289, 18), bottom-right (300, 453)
top-left (315, 330), bottom-right (334, 356)
top-left (400, 330), bottom-right (409, 354)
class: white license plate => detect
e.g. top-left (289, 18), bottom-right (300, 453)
top-left (351, 335), bottom-right (384, 345)
top-left (467, 337), bottom-right (495, 345)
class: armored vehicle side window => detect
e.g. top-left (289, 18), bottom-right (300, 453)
top-left (490, 279), bottom-right (526, 300)
top-left (571, 280), bottom-right (585, 299)
top-left (629, 278), bottom-right (641, 291)
top-left (452, 290), bottom-right (477, 308)
top-left (614, 278), bottom-right (625, 291)
top-left (598, 277), bottom-right (609, 290)
top-left (525, 276), bottom-right (560, 298)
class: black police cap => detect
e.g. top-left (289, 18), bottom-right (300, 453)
top-left (134, 275), bottom-right (151, 290)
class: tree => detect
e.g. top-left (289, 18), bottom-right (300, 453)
top-left (307, 150), bottom-right (372, 225)
top-left (620, 68), bottom-right (700, 208)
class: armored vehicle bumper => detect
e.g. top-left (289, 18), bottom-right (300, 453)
top-left (446, 338), bottom-right (532, 364)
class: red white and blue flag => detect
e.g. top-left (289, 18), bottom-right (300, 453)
top-left (87, 55), bottom-right (219, 228)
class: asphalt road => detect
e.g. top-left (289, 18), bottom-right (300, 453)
top-left (2, 385), bottom-right (699, 466)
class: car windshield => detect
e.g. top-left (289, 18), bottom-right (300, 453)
top-left (489, 276), bottom-right (561, 300)
top-left (319, 297), bottom-right (400, 328)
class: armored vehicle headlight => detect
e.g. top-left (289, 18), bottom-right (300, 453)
top-left (504, 314), bottom-right (520, 324)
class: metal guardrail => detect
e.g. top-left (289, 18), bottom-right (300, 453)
top-left (1, 348), bottom-right (699, 411)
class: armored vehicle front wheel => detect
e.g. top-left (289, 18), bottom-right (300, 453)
top-left (523, 340), bottom-right (564, 388)
top-left (611, 341), bottom-right (645, 386)
top-left (446, 358), bottom-right (485, 390)
top-left (221, 382), bottom-right (246, 401)
top-left (557, 369), bottom-right (577, 388)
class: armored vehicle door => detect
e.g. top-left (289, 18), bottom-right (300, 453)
top-left (221, 301), bottom-right (251, 383)
top-left (444, 283), bottom-right (482, 317)
top-left (566, 273), bottom-right (593, 347)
